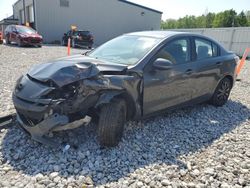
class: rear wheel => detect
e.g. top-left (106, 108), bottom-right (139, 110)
top-left (97, 99), bottom-right (126, 147)
top-left (210, 77), bottom-right (232, 107)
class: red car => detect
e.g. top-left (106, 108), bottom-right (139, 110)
top-left (0, 32), bottom-right (3, 44)
top-left (5, 25), bottom-right (43, 47)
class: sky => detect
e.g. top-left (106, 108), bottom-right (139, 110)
top-left (0, 0), bottom-right (249, 21)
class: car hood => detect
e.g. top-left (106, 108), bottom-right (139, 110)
top-left (27, 55), bottom-right (128, 87)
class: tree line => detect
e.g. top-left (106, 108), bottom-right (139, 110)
top-left (161, 9), bottom-right (250, 29)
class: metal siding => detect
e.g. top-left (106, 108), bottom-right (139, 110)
top-left (13, 0), bottom-right (34, 24)
top-left (32, 0), bottom-right (162, 45)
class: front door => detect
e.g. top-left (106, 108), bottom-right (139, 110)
top-left (143, 37), bottom-right (193, 115)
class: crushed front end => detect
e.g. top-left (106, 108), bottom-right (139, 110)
top-left (12, 58), bottom-right (141, 147)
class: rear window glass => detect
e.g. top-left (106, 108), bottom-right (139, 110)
top-left (212, 43), bottom-right (219, 57)
top-left (76, 31), bottom-right (90, 35)
top-left (195, 38), bottom-right (213, 60)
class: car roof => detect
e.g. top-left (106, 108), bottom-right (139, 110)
top-left (126, 30), bottom-right (217, 41)
top-left (126, 31), bottom-right (188, 39)
top-left (71, 30), bottom-right (90, 32)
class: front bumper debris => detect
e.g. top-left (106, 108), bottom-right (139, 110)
top-left (16, 112), bottom-right (91, 147)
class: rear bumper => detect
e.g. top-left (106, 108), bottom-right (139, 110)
top-left (75, 40), bottom-right (93, 47)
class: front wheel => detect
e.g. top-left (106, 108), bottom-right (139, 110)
top-left (97, 99), bottom-right (126, 147)
top-left (17, 39), bottom-right (23, 47)
top-left (210, 77), bottom-right (232, 107)
top-left (5, 35), bottom-right (10, 44)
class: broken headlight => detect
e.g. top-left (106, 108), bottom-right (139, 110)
top-left (44, 83), bottom-right (79, 100)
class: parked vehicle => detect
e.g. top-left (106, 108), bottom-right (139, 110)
top-left (13, 31), bottom-right (238, 147)
top-left (5, 25), bottom-right (43, 47)
top-left (62, 30), bottom-right (94, 49)
top-left (0, 32), bottom-right (3, 44)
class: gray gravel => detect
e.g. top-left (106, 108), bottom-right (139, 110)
top-left (0, 44), bottom-right (250, 188)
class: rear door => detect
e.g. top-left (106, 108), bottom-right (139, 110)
top-left (189, 37), bottom-right (223, 99)
top-left (143, 37), bottom-right (194, 115)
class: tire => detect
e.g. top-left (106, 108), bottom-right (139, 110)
top-left (210, 77), bottom-right (232, 107)
top-left (97, 99), bottom-right (126, 147)
top-left (5, 35), bottom-right (10, 44)
top-left (37, 44), bottom-right (42, 48)
top-left (17, 39), bottom-right (23, 47)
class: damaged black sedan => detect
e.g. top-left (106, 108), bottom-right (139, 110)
top-left (13, 31), bottom-right (238, 147)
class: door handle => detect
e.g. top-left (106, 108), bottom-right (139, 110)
top-left (185, 69), bottom-right (193, 75)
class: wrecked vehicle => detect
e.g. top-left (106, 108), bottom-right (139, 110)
top-left (13, 31), bottom-right (238, 147)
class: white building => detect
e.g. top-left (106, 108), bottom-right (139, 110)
top-left (13, 0), bottom-right (162, 45)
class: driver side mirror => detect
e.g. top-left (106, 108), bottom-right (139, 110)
top-left (153, 58), bottom-right (173, 70)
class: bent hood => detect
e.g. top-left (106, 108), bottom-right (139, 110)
top-left (27, 55), bottom-right (128, 87)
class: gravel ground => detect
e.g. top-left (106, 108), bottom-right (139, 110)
top-left (0, 44), bottom-right (250, 188)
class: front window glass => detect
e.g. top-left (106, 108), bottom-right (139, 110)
top-left (16, 26), bottom-right (36, 34)
top-left (89, 35), bottom-right (160, 65)
top-left (155, 38), bottom-right (190, 64)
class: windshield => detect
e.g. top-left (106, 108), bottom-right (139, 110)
top-left (16, 26), bottom-right (36, 34)
top-left (88, 35), bottom-right (160, 65)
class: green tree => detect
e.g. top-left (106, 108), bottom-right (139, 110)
top-left (161, 9), bottom-right (249, 29)
top-left (237, 11), bottom-right (248, 26)
top-left (212, 9), bottom-right (238, 27)
top-left (246, 10), bottom-right (250, 26)
top-left (161, 19), bottom-right (178, 29)
top-left (205, 13), bottom-right (215, 28)
top-left (196, 15), bottom-right (206, 28)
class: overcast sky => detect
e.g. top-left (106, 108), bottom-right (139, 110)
top-left (0, 0), bottom-right (249, 21)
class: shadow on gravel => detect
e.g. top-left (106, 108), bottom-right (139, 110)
top-left (3, 43), bottom-right (42, 48)
top-left (1, 100), bottom-right (250, 186)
